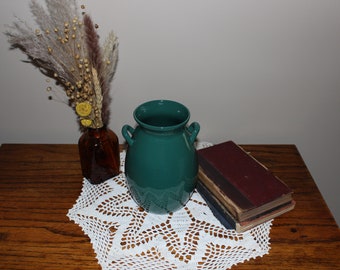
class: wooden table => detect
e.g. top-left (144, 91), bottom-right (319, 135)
top-left (0, 144), bottom-right (339, 269)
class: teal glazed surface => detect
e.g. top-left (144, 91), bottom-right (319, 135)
top-left (122, 100), bottom-right (200, 214)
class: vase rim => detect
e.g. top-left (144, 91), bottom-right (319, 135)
top-left (133, 99), bottom-right (190, 132)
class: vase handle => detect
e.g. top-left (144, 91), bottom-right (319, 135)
top-left (122, 125), bottom-right (135, 146)
top-left (187, 122), bottom-right (200, 144)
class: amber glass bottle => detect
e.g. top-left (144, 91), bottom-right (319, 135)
top-left (78, 126), bottom-right (120, 184)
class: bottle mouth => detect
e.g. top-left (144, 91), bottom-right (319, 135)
top-left (133, 100), bottom-right (190, 131)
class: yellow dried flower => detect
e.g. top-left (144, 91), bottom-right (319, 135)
top-left (76, 102), bottom-right (92, 117)
top-left (80, 119), bottom-right (92, 127)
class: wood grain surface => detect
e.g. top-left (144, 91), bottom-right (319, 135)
top-left (0, 144), bottom-right (339, 269)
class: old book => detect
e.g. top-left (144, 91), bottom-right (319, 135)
top-left (197, 180), bottom-right (296, 232)
top-left (197, 141), bottom-right (294, 222)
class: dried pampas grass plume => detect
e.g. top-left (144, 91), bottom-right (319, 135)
top-left (4, 0), bottom-right (119, 130)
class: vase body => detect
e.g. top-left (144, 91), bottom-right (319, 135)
top-left (78, 126), bottom-right (120, 184)
top-left (122, 100), bottom-right (200, 214)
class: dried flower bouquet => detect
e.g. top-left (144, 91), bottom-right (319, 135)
top-left (5, 0), bottom-right (119, 130)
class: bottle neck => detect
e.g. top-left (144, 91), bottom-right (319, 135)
top-left (87, 125), bottom-right (107, 136)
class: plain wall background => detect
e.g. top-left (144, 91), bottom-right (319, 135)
top-left (1, 0), bottom-right (339, 226)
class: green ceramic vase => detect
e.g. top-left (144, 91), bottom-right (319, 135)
top-left (122, 100), bottom-right (200, 214)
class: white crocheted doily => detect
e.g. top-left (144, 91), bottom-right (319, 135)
top-left (67, 143), bottom-right (272, 270)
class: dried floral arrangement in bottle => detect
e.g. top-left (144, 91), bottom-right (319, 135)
top-left (5, 0), bottom-right (119, 130)
top-left (5, 0), bottom-right (121, 184)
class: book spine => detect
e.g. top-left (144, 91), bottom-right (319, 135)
top-left (196, 181), bottom-right (237, 230)
top-left (197, 157), bottom-right (254, 211)
top-left (198, 168), bottom-right (244, 221)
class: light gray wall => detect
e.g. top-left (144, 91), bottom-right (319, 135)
top-left (1, 0), bottom-right (339, 225)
